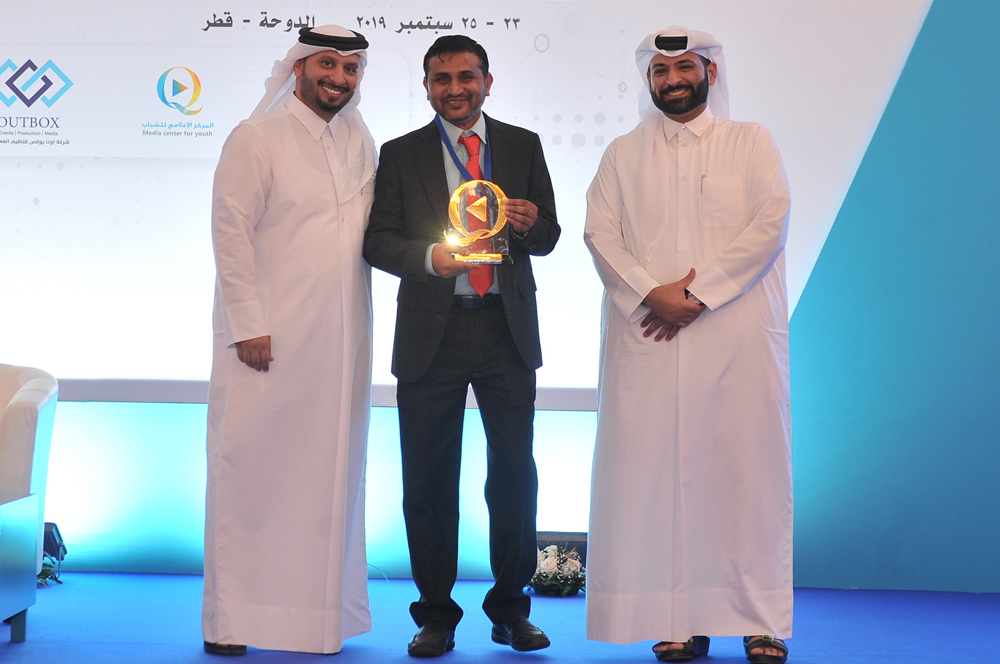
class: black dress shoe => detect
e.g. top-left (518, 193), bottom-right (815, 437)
top-left (203, 641), bottom-right (247, 656)
top-left (407, 622), bottom-right (456, 657)
top-left (491, 616), bottom-right (550, 652)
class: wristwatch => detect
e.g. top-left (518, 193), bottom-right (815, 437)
top-left (684, 289), bottom-right (704, 306)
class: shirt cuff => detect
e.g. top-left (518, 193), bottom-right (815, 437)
top-left (687, 263), bottom-right (741, 311)
top-left (222, 299), bottom-right (269, 348)
top-left (425, 244), bottom-right (439, 276)
top-left (616, 269), bottom-right (662, 324)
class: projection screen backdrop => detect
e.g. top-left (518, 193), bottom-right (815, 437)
top-left (0, 0), bottom-right (931, 387)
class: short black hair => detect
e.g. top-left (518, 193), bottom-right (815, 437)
top-left (422, 35), bottom-right (489, 77)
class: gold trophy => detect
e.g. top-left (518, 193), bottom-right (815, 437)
top-left (446, 179), bottom-right (512, 264)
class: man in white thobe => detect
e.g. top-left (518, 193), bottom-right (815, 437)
top-left (584, 27), bottom-right (792, 664)
top-left (203, 25), bottom-right (377, 656)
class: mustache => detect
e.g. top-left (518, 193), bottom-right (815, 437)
top-left (319, 80), bottom-right (352, 93)
top-left (659, 83), bottom-right (694, 95)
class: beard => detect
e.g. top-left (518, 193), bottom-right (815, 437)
top-left (650, 74), bottom-right (710, 117)
top-left (298, 71), bottom-right (354, 116)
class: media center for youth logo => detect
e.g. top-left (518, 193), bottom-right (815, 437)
top-left (157, 67), bottom-right (203, 115)
top-left (1, 59), bottom-right (73, 107)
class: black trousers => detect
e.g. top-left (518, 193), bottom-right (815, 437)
top-left (396, 303), bottom-right (538, 629)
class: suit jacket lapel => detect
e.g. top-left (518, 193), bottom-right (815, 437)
top-left (484, 114), bottom-right (511, 193)
top-left (415, 121), bottom-right (451, 231)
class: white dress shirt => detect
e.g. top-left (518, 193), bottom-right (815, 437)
top-left (423, 113), bottom-right (499, 295)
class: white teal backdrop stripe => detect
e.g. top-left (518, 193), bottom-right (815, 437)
top-left (788, 0), bottom-right (1000, 593)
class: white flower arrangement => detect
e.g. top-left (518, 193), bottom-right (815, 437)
top-left (528, 544), bottom-right (586, 597)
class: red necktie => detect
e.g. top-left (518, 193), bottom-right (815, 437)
top-left (457, 133), bottom-right (493, 296)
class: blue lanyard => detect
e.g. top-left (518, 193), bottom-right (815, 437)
top-left (434, 115), bottom-right (492, 182)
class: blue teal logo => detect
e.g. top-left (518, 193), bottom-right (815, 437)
top-left (0, 59), bottom-right (73, 107)
top-left (157, 67), bottom-right (203, 115)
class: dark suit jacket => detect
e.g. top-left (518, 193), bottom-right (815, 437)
top-left (363, 114), bottom-right (560, 382)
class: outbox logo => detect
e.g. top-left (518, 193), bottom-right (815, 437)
top-left (157, 67), bottom-right (203, 115)
top-left (1, 59), bottom-right (73, 107)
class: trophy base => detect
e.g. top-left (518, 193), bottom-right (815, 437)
top-left (452, 252), bottom-right (511, 265)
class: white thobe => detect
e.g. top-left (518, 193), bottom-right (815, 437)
top-left (583, 108), bottom-right (792, 644)
top-left (203, 95), bottom-right (375, 654)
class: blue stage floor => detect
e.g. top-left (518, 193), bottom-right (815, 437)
top-left (2, 574), bottom-right (999, 663)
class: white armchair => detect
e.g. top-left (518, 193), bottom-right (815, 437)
top-left (0, 364), bottom-right (58, 643)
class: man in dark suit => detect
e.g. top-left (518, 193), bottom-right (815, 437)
top-left (363, 35), bottom-right (560, 658)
